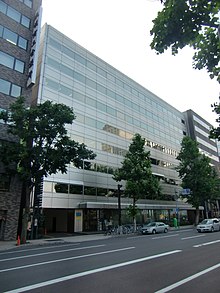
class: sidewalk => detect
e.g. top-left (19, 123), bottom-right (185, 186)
top-left (0, 225), bottom-right (194, 252)
top-left (0, 234), bottom-right (109, 251)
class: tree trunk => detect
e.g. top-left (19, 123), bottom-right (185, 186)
top-left (133, 198), bottom-right (137, 232)
top-left (18, 181), bottom-right (31, 244)
top-left (195, 208), bottom-right (200, 225)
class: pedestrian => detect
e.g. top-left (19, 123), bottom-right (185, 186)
top-left (27, 221), bottom-right (31, 240)
top-left (173, 216), bottom-right (178, 228)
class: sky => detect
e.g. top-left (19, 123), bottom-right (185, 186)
top-left (41, 0), bottom-right (219, 126)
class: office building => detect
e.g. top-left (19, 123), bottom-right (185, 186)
top-left (184, 110), bottom-right (220, 217)
top-left (32, 24), bottom-right (213, 234)
top-left (0, 0), bottom-right (42, 240)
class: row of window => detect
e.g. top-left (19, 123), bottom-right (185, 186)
top-left (47, 180), bottom-right (177, 196)
top-left (74, 109), bottom-right (180, 153)
top-left (45, 74), bottom-right (184, 139)
top-left (18, 0), bottom-right (32, 8)
top-left (0, 24), bottom-right (28, 50)
top-left (0, 50), bottom-right (25, 73)
top-left (0, 1), bottom-right (30, 28)
top-left (0, 78), bottom-right (21, 97)
top-left (48, 37), bottom-right (181, 123)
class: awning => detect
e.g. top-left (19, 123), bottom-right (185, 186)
top-left (78, 201), bottom-right (202, 210)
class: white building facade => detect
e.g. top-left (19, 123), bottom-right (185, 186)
top-left (33, 24), bottom-right (204, 233)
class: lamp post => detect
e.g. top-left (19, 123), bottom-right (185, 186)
top-left (117, 184), bottom-right (122, 232)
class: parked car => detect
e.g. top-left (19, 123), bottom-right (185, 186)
top-left (197, 218), bottom-right (220, 233)
top-left (141, 222), bottom-right (169, 235)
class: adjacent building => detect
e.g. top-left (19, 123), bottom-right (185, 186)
top-left (0, 0), bottom-right (42, 240)
top-left (184, 110), bottom-right (220, 217)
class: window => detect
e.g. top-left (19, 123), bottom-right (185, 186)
top-left (0, 78), bottom-right (21, 97)
top-left (7, 6), bottom-right (21, 23)
top-left (0, 1), bottom-right (7, 13)
top-left (0, 51), bottom-right (24, 73)
top-left (1, 1), bottom-right (30, 28)
top-left (75, 53), bottom-right (86, 65)
top-left (74, 71), bottom-right (85, 83)
top-left (18, 36), bottom-right (27, 50)
top-left (24, 0), bottom-right (32, 8)
top-left (84, 186), bottom-right (96, 196)
top-left (0, 51), bottom-right (14, 68)
top-left (0, 25), bottom-right (28, 50)
top-left (49, 37), bottom-right (61, 51)
top-left (14, 59), bottom-right (25, 73)
top-left (97, 83), bottom-right (106, 95)
top-left (86, 77), bottom-right (96, 89)
top-left (19, 0), bottom-right (33, 8)
top-left (97, 67), bottom-right (106, 77)
top-left (11, 84), bottom-right (21, 97)
top-left (69, 184), bottom-right (83, 194)
top-left (54, 183), bottom-right (68, 193)
top-left (60, 84), bottom-right (72, 97)
top-left (45, 78), bottom-right (59, 91)
top-left (3, 28), bottom-right (17, 45)
top-left (21, 15), bottom-right (30, 28)
top-left (0, 25), bottom-right (3, 37)
top-left (0, 79), bottom-right (10, 95)
top-left (87, 60), bottom-right (96, 71)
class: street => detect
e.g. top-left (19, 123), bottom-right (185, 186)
top-left (1, 228), bottom-right (220, 292)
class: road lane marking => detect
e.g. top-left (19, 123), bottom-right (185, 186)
top-left (4, 250), bottom-right (181, 293)
top-left (0, 247), bottom-right (135, 273)
top-left (0, 244), bottom-right (105, 262)
top-left (0, 243), bottom-right (81, 255)
top-left (193, 239), bottom-right (220, 247)
top-left (155, 262), bottom-right (220, 293)
top-left (181, 235), bottom-right (205, 240)
top-left (152, 234), bottom-right (179, 240)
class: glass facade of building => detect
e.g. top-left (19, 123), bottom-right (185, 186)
top-left (34, 24), bottom-right (203, 233)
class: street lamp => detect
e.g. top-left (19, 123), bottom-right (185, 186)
top-left (117, 184), bottom-right (122, 232)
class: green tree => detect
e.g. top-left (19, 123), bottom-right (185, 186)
top-left (210, 99), bottom-right (220, 140)
top-left (0, 97), bottom-right (96, 243)
top-left (176, 136), bottom-right (220, 224)
top-left (113, 133), bottom-right (160, 228)
top-left (150, 0), bottom-right (220, 82)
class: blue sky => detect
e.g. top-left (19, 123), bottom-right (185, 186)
top-left (41, 0), bottom-right (219, 125)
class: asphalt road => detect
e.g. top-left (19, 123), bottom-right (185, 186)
top-left (1, 228), bottom-right (220, 292)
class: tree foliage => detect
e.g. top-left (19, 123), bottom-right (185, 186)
top-left (113, 133), bottom-right (161, 221)
top-left (0, 97), bottom-right (96, 242)
top-left (210, 99), bottom-right (220, 140)
top-left (150, 0), bottom-right (220, 82)
top-left (0, 97), bottom-right (96, 186)
top-left (176, 136), bottom-right (220, 223)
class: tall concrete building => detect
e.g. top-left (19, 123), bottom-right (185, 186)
top-left (0, 0), bottom-right (42, 240)
top-left (184, 110), bottom-right (220, 217)
top-left (184, 110), bottom-right (219, 171)
top-left (32, 24), bottom-right (214, 234)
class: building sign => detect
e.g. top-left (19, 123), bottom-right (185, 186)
top-left (26, 6), bottom-right (42, 88)
top-left (74, 209), bottom-right (83, 232)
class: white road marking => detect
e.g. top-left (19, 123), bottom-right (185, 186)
top-left (4, 250), bottom-right (181, 293)
top-left (155, 262), bottom-right (220, 293)
top-left (0, 244), bottom-right (105, 262)
top-left (0, 243), bottom-right (80, 255)
top-left (193, 239), bottom-right (220, 247)
top-left (0, 247), bottom-right (135, 273)
top-left (181, 235), bottom-right (205, 240)
top-left (152, 234), bottom-right (179, 240)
